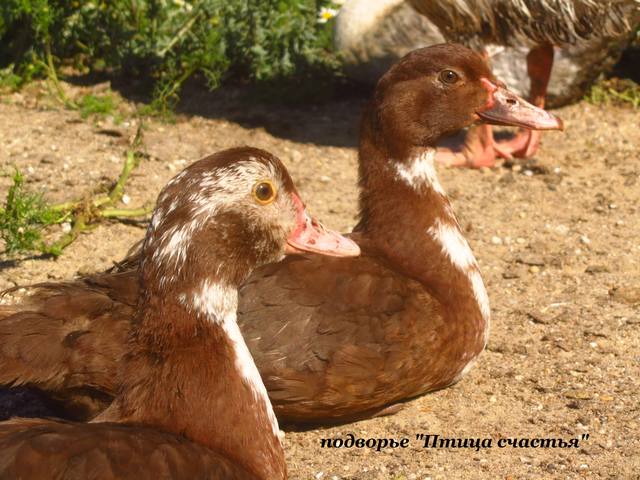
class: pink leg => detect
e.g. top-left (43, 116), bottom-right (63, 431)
top-left (497, 43), bottom-right (554, 158)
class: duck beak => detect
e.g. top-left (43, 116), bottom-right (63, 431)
top-left (476, 79), bottom-right (563, 131)
top-left (286, 193), bottom-right (361, 258)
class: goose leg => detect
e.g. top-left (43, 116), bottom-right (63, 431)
top-left (435, 123), bottom-right (509, 168)
top-left (496, 43), bottom-right (554, 158)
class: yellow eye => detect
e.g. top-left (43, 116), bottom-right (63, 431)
top-left (439, 69), bottom-right (459, 84)
top-left (252, 180), bottom-right (277, 205)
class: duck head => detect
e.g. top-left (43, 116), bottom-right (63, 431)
top-left (141, 147), bottom-right (360, 294)
top-left (370, 43), bottom-right (563, 158)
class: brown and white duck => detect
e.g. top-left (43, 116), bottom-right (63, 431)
top-left (0, 44), bottom-right (562, 425)
top-left (0, 147), bottom-right (359, 479)
top-left (408, 0), bottom-right (638, 167)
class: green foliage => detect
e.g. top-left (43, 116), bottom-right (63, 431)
top-left (0, 1), bottom-right (342, 110)
top-left (586, 77), bottom-right (640, 108)
top-left (78, 93), bottom-right (116, 118)
top-left (0, 169), bottom-right (63, 255)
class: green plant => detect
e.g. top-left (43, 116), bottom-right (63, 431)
top-left (78, 93), bottom-right (117, 118)
top-left (0, 169), bottom-right (64, 255)
top-left (586, 77), bottom-right (640, 108)
top-left (0, 125), bottom-right (152, 257)
top-left (0, 1), bottom-right (343, 111)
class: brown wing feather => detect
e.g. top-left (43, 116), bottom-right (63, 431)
top-left (238, 236), bottom-right (445, 423)
top-left (0, 272), bottom-right (138, 419)
top-left (0, 418), bottom-right (256, 479)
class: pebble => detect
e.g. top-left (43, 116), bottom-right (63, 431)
top-left (516, 237), bottom-right (526, 245)
top-left (523, 169), bottom-right (533, 176)
top-left (121, 194), bottom-right (131, 205)
top-left (61, 222), bottom-right (72, 233)
top-left (320, 175), bottom-right (331, 183)
top-left (491, 236), bottom-right (503, 245)
top-left (579, 235), bottom-right (591, 245)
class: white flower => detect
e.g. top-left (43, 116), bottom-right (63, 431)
top-left (318, 7), bottom-right (338, 23)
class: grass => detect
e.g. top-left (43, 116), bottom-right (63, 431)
top-left (0, 169), bottom-right (65, 255)
top-left (585, 77), bottom-right (640, 108)
top-left (78, 93), bottom-right (117, 119)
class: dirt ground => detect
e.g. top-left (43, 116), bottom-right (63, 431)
top-left (0, 79), bottom-right (639, 479)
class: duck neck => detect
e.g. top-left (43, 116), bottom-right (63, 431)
top-left (356, 112), bottom-right (490, 356)
top-left (114, 275), bottom-right (286, 480)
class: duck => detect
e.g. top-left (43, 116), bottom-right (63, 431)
top-left (0, 44), bottom-right (563, 425)
top-left (407, 0), bottom-right (639, 167)
top-left (0, 146), bottom-right (360, 479)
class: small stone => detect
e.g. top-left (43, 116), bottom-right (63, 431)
top-left (609, 286), bottom-right (640, 305)
top-left (491, 236), bottom-right (503, 245)
top-left (320, 175), bottom-right (331, 183)
top-left (579, 235), bottom-right (591, 245)
top-left (61, 222), bottom-right (72, 233)
top-left (523, 169), bottom-right (533, 177)
top-left (585, 265), bottom-right (609, 274)
top-left (529, 266), bottom-right (540, 273)
top-left (608, 203), bottom-right (617, 210)
top-left (121, 194), bottom-right (131, 205)
top-left (516, 237), bottom-right (526, 244)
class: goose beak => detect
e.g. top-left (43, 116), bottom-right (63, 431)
top-left (477, 78), bottom-right (564, 131)
top-left (286, 193), bottom-right (361, 258)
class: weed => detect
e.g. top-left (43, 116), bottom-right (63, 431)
top-left (0, 125), bottom-right (152, 258)
top-left (0, 169), bottom-right (64, 255)
top-left (586, 77), bottom-right (640, 108)
top-left (78, 93), bottom-right (116, 119)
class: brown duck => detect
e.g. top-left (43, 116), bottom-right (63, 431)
top-left (0, 44), bottom-right (562, 425)
top-left (0, 147), bottom-right (360, 479)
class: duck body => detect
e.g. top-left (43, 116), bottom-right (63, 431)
top-left (0, 44), bottom-right (562, 425)
top-left (0, 147), bottom-right (360, 478)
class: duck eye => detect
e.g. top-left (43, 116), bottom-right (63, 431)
top-left (253, 180), bottom-right (277, 205)
top-left (439, 70), bottom-right (459, 84)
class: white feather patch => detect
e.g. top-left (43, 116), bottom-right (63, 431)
top-left (427, 218), bottom-right (477, 271)
top-left (394, 149), bottom-right (445, 195)
top-left (469, 268), bottom-right (491, 330)
top-left (188, 280), bottom-right (281, 439)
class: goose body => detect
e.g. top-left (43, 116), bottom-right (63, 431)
top-left (408, 0), bottom-right (637, 48)
top-left (0, 147), bottom-right (359, 478)
top-left (0, 45), bottom-right (562, 425)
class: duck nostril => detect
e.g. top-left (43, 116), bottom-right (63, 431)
top-left (506, 98), bottom-right (517, 105)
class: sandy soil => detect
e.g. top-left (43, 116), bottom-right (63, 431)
top-left (0, 80), bottom-right (639, 479)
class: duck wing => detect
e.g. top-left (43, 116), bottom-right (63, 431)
top-left (238, 235), bottom-right (445, 424)
top-left (0, 418), bottom-right (256, 479)
top-left (0, 270), bottom-right (137, 419)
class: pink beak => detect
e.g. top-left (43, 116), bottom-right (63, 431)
top-left (477, 78), bottom-right (564, 131)
top-left (286, 193), bottom-right (360, 258)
